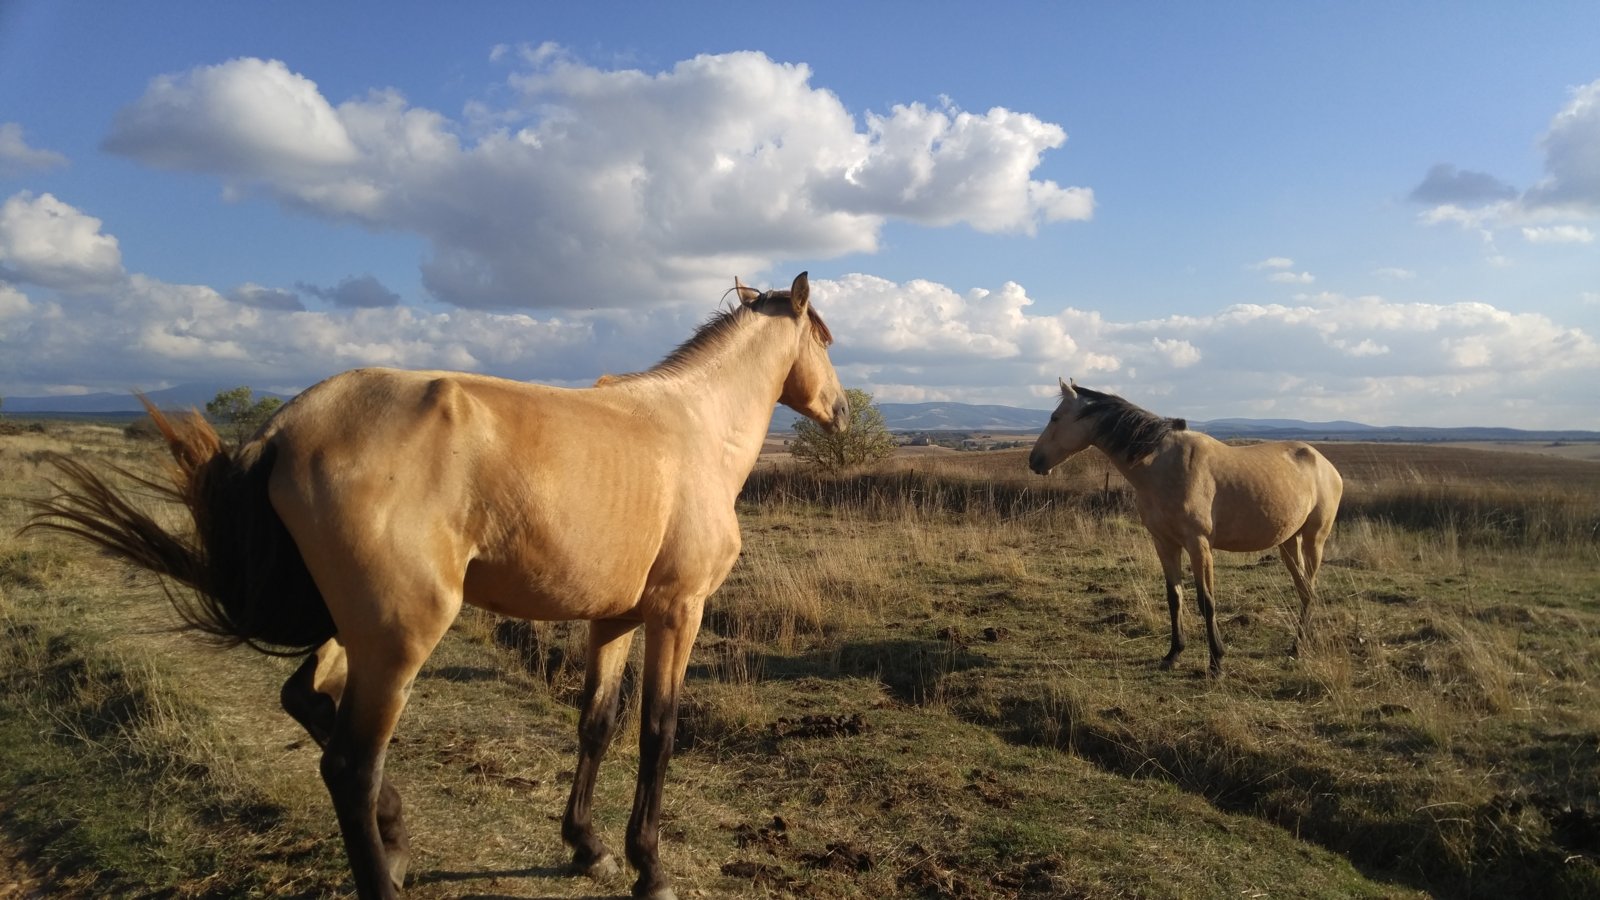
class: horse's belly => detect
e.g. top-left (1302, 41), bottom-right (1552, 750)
top-left (1209, 501), bottom-right (1306, 552)
top-left (462, 556), bottom-right (650, 622)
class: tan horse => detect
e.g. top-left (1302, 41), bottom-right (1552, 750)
top-left (1028, 379), bottom-right (1342, 676)
top-left (27, 272), bottom-right (846, 900)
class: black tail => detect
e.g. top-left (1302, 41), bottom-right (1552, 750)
top-left (24, 399), bottom-right (334, 656)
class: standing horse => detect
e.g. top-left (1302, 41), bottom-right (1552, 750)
top-left (1027, 379), bottom-right (1342, 676)
top-left (27, 272), bottom-right (846, 900)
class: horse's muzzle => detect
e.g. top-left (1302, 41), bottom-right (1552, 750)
top-left (1028, 451), bottom-right (1051, 475)
top-left (826, 396), bottom-right (850, 433)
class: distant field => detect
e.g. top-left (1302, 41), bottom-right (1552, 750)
top-left (3, 423), bottom-right (1598, 898)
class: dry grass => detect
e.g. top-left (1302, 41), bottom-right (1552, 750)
top-left (2, 423), bottom-right (1597, 897)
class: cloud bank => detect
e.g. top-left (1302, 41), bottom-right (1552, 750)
top-left (13, 191), bottom-right (1589, 427)
top-left (100, 51), bottom-right (1092, 311)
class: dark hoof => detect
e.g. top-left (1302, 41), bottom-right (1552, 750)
top-left (1159, 656), bottom-right (1179, 671)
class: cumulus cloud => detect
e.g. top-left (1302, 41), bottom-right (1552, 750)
top-left (1268, 271), bottom-right (1315, 284)
top-left (101, 52), bottom-right (1091, 310)
top-left (102, 58), bottom-right (359, 181)
top-left (296, 274), bottom-right (400, 308)
top-left (0, 192), bottom-right (124, 290)
top-left (0, 123), bottom-right (68, 177)
top-left (1522, 224), bottom-right (1595, 244)
top-left (1524, 79), bottom-right (1600, 212)
top-left (228, 282), bottom-right (304, 311)
top-left (1373, 267), bottom-right (1416, 280)
top-left (1413, 78), bottom-right (1600, 236)
top-left (807, 277), bottom-right (1599, 426)
top-left (1408, 163), bottom-right (1518, 207)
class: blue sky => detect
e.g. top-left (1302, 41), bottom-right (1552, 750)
top-left (1, 2), bottom-right (1597, 427)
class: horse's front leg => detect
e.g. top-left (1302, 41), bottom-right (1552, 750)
top-left (625, 598), bottom-right (707, 900)
top-left (562, 618), bottom-right (638, 880)
top-left (281, 640), bottom-right (411, 888)
top-left (1152, 539), bottom-right (1186, 669)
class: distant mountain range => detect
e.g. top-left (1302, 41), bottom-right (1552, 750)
top-left (778, 402), bottom-right (1600, 443)
top-left (6, 386), bottom-right (1598, 443)
top-left (1, 383), bottom-right (293, 414)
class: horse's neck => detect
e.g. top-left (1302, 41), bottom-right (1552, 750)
top-left (1092, 431), bottom-right (1170, 489)
top-left (652, 317), bottom-right (795, 474)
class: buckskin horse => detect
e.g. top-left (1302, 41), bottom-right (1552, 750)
top-left (28, 272), bottom-right (846, 900)
top-left (1028, 379), bottom-right (1342, 676)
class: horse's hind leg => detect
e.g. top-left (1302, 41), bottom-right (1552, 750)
top-left (1187, 536), bottom-right (1225, 676)
top-left (281, 640), bottom-right (410, 887)
top-left (320, 604), bottom-right (453, 900)
top-left (1277, 537), bottom-right (1312, 654)
top-left (1152, 538), bottom-right (1187, 669)
top-left (562, 618), bottom-right (638, 881)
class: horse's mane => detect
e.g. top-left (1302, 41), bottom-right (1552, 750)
top-left (601, 292), bottom-right (832, 384)
top-left (1074, 386), bottom-right (1187, 462)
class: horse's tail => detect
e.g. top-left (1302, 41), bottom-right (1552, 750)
top-left (25, 398), bottom-right (334, 656)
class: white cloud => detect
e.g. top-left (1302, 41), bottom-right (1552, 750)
top-left (1414, 78), bottom-right (1600, 233)
top-left (103, 58), bottom-right (360, 181)
top-left (1525, 79), bottom-right (1600, 212)
top-left (101, 52), bottom-right (1091, 310)
top-left (3, 260), bottom-right (1596, 428)
top-left (1251, 257), bottom-right (1294, 270)
top-left (0, 123), bottom-right (68, 176)
top-left (1521, 225), bottom-right (1595, 244)
top-left (1373, 267), bottom-right (1416, 280)
top-left (1268, 271), bottom-right (1315, 284)
top-left (0, 192), bottom-right (125, 290)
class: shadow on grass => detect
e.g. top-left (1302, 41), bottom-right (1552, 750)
top-left (691, 636), bottom-right (993, 706)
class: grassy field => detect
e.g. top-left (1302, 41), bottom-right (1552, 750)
top-left (2, 421), bottom-right (1598, 898)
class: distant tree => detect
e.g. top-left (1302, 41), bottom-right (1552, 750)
top-left (789, 388), bottom-right (897, 472)
top-left (206, 386), bottom-right (283, 444)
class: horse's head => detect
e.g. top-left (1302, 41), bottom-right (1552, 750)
top-left (1029, 377), bottom-right (1093, 475)
top-left (736, 272), bottom-right (849, 433)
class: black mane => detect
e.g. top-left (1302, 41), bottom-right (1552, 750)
top-left (1073, 386), bottom-right (1187, 461)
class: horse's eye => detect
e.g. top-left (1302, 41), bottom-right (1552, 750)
top-left (1049, 414), bottom-right (1059, 423)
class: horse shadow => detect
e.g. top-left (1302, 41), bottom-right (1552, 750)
top-left (409, 863), bottom-right (627, 899)
top-left (689, 633), bottom-right (993, 706)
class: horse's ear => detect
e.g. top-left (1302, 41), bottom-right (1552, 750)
top-left (1170, 417), bottom-right (1188, 431)
top-left (734, 276), bottom-right (761, 306)
top-left (1059, 377), bottom-right (1077, 398)
top-left (787, 271), bottom-right (810, 316)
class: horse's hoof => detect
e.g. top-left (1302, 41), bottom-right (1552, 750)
top-left (578, 852), bottom-right (620, 880)
top-left (1158, 657), bottom-right (1178, 671)
top-left (634, 886), bottom-right (677, 900)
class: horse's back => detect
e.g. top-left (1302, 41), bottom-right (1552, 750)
top-left (1168, 435), bottom-right (1340, 551)
top-left (259, 367), bottom-right (703, 624)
